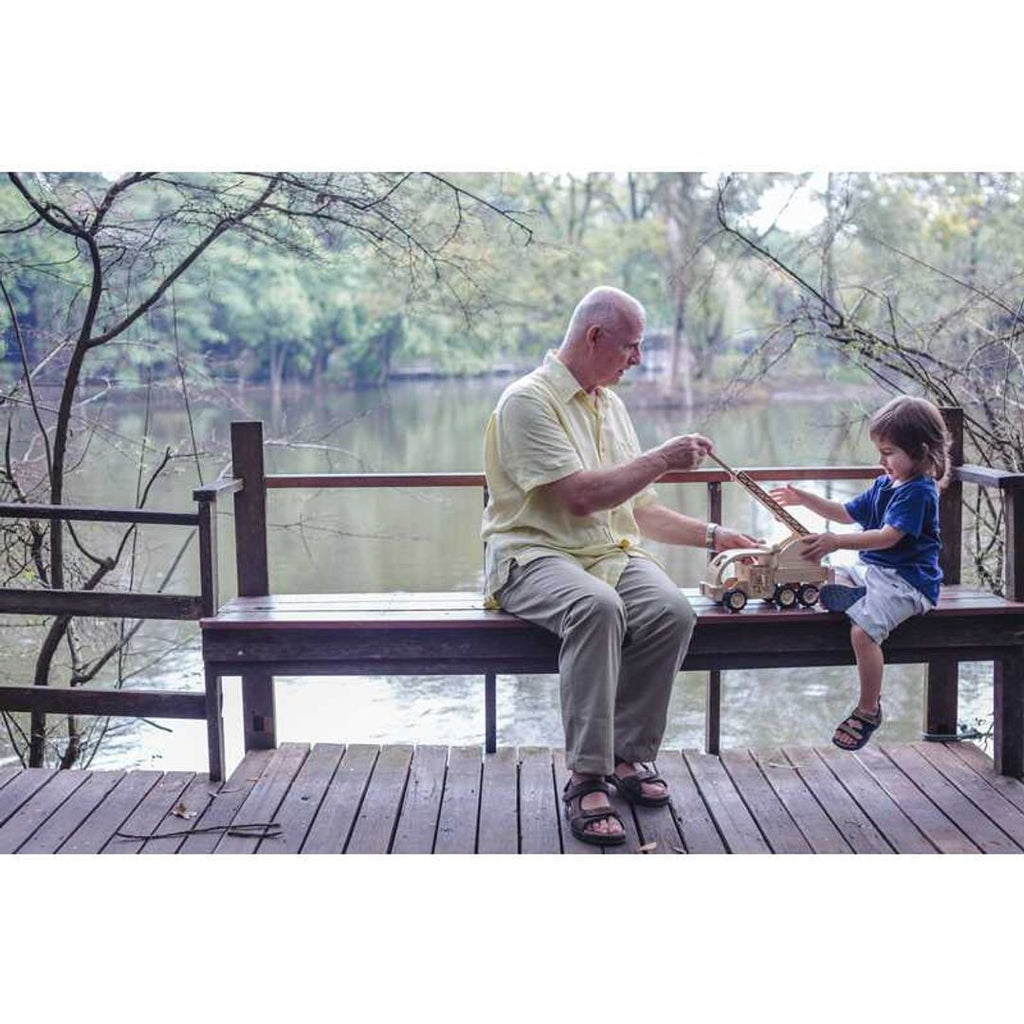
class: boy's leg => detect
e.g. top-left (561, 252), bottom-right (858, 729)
top-left (833, 624), bottom-right (885, 750)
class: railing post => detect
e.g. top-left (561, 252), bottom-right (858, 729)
top-left (705, 480), bottom-right (723, 755)
top-left (924, 408), bottom-right (964, 740)
top-left (196, 498), bottom-right (219, 619)
top-left (1003, 483), bottom-right (1024, 603)
top-left (231, 420), bottom-right (276, 751)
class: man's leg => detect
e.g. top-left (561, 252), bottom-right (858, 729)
top-left (497, 556), bottom-right (627, 839)
top-left (613, 557), bottom-right (696, 796)
top-left (497, 556), bottom-right (626, 775)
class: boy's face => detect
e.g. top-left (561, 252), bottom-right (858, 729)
top-left (873, 437), bottom-right (917, 483)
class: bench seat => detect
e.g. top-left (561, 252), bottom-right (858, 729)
top-left (202, 584), bottom-right (1024, 674)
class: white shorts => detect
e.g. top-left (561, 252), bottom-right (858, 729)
top-left (838, 563), bottom-right (935, 645)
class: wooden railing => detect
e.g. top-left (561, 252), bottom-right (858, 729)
top-left (0, 479), bottom-right (240, 733)
top-left (222, 409), bottom-right (1024, 755)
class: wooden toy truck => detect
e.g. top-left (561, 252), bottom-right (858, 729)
top-left (698, 454), bottom-right (831, 612)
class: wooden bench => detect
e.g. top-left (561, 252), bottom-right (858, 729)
top-left (199, 418), bottom-right (1024, 782)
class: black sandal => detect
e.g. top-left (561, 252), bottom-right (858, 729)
top-left (605, 758), bottom-right (670, 807)
top-left (562, 777), bottom-right (626, 846)
top-left (832, 704), bottom-right (883, 751)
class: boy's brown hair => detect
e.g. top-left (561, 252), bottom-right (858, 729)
top-left (869, 395), bottom-right (952, 489)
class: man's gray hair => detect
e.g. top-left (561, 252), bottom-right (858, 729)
top-left (566, 286), bottom-right (645, 340)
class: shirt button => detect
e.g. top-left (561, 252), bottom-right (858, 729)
top-left (618, 538), bottom-right (630, 549)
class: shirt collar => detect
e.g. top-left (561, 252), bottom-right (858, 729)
top-left (542, 350), bottom-right (590, 403)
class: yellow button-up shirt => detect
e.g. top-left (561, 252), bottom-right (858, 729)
top-left (481, 351), bottom-right (661, 605)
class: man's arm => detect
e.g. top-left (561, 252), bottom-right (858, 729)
top-left (635, 503), bottom-right (761, 551)
top-left (543, 434), bottom-right (711, 517)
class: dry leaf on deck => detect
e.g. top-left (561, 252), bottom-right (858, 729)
top-left (170, 803), bottom-right (198, 820)
top-left (636, 842), bottom-right (657, 853)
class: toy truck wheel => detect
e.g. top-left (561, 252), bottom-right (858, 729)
top-left (723, 588), bottom-right (748, 612)
top-left (774, 583), bottom-right (798, 609)
top-left (798, 584), bottom-right (820, 607)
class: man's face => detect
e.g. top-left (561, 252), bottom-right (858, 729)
top-left (590, 315), bottom-right (644, 387)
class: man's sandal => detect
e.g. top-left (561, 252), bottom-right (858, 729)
top-left (605, 758), bottom-right (671, 807)
top-left (832, 704), bottom-right (883, 751)
top-left (562, 778), bottom-right (627, 846)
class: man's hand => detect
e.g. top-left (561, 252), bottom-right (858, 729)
top-left (800, 533), bottom-right (840, 561)
top-left (656, 433), bottom-right (713, 472)
top-left (714, 527), bottom-right (763, 552)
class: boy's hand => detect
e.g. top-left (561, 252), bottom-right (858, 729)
top-left (769, 484), bottom-right (804, 507)
top-left (799, 532), bottom-right (839, 561)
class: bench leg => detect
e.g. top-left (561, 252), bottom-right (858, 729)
top-left (242, 670), bottom-right (276, 751)
top-left (205, 667), bottom-right (225, 783)
top-left (485, 673), bottom-right (497, 753)
top-left (923, 659), bottom-right (959, 740)
top-left (705, 670), bottom-right (721, 755)
top-left (994, 647), bottom-right (1024, 777)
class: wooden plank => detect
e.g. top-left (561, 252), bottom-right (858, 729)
top-left (433, 745), bottom-right (482, 854)
top-left (0, 770), bottom-right (91, 853)
top-left (0, 502), bottom-right (199, 525)
top-left (391, 745), bottom-right (448, 854)
top-left (0, 590), bottom-right (203, 620)
top-left (854, 746), bottom-right (980, 853)
top-left (257, 744), bottom-right (346, 855)
top-left (814, 746), bottom-right (935, 854)
top-left (880, 744), bottom-right (1022, 853)
top-left (177, 751), bottom-right (277, 854)
top-left (655, 750), bottom-right (726, 853)
top-left (477, 747), bottom-right (519, 854)
top-left (0, 686), bottom-right (207, 719)
top-left (301, 744), bottom-right (378, 854)
top-left (752, 749), bottom-right (852, 853)
top-left (551, 749), bottom-right (601, 854)
top-left (17, 771), bottom-right (125, 853)
top-left (139, 773), bottom-right (225, 854)
top-left (345, 744), bottom-right (413, 854)
top-left (59, 771), bottom-right (162, 854)
top-left (517, 747), bottom-right (561, 855)
top-left (781, 747), bottom-right (891, 854)
top-left (215, 743), bottom-right (310, 854)
top-left (0, 764), bottom-right (21, 791)
top-left (0, 767), bottom-right (57, 828)
top-left (913, 742), bottom-right (1024, 850)
top-left (939, 408), bottom-right (963, 584)
top-left (683, 750), bottom-right (769, 853)
top-left (719, 749), bottom-right (812, 853)
top-left (103, 772), bottom-right (196, 854)
top-left (945, 741), bottom-right (1024, 814)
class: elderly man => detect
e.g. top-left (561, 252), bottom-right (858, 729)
top-left (482, 286), bottom-right (757, 845)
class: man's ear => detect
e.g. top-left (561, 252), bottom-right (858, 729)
top-left (585, 324), bottom-right (601, 347)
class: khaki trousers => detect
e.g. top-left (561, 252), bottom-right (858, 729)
top-left (496, 555), bottom-right (696, 775)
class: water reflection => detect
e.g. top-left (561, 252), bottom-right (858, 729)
top-left (0, 379), bottom-right (993, 770)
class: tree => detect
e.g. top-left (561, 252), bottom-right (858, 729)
top-left (0, 170), bottom-right (528, 768)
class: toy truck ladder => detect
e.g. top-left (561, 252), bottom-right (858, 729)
top-left (706, 453), bottom-right (811, 536)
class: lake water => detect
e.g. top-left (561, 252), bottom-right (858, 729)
top-left (0, 376), bottom-right (993, 771)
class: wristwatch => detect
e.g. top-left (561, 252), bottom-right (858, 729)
top-left (705, 522), bottom-right (719, 551)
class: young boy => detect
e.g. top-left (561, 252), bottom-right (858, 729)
top-left (769, 396), bottom-right (951, 750)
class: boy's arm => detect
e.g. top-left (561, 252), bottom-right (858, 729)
top-left (768, 484), bottom-right (855, 524)
top-left (800, 525), bottom-right (904, 560)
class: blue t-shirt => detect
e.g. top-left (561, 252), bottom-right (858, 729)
top-left (844, 475), bottom-right (942, 605)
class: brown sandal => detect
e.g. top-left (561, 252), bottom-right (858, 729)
top-left (832, 704), bottom-right (883, 751)
top-left (562, 778), bottom-right (626, 846)
top-left (605, 758), bottom-right (670, 807)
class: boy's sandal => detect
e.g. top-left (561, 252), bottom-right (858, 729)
top-left (562, 777), bottom-right (627, 846)
top-left (831, 704), bottom-right (883, 751)
top-left (605, 759), bottom-right (671, 807)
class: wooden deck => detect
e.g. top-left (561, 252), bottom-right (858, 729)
top-left (2, 741), bottom-right (1023, 853)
